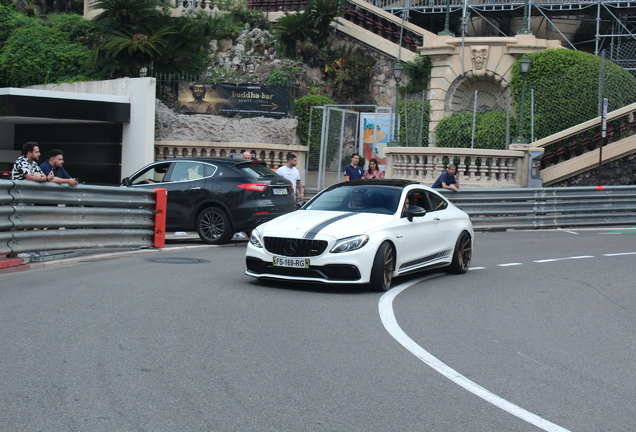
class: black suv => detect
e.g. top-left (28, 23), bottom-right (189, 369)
top-left (122, 157), bottom-right (296, 244)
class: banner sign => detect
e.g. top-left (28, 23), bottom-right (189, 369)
top-left (359, 113), bottom-right (392, 171)
top-left (177, 82), bottom-right (288, 117)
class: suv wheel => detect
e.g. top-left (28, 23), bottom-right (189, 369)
top-left (197, 207), bottom-right (233, 244)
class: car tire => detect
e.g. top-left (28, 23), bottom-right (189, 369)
top-left (370, 241), bottom-right (394, 292)
top-left (197, 207), bottom-right (233, 245)
top-left (447, 231), bottom-right (472, 274)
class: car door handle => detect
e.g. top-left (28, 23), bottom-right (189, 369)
top-left (433, 218), bottom-right (441, 223)
top-left (188, 187), bottom-right (202, 190)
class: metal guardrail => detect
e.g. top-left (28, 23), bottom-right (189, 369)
top-left (439, 186), bottom-right (636, 231)
top-left (0, 181), bottom-right (158, 255)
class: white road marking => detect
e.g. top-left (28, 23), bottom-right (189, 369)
top-left (497, 262), bottom-right (523, 267)
top-left (379, 276), bottom-right (571, 432)
top-left (564, 231), bottom-right (579, 235)
top-left (603, 251), bottom-right (636, 256)
top-left (534, 255), bottom-right (594, 263)
top-left (468, 267), bottom-right (485, 270)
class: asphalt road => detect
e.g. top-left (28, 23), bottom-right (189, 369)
top-left (1, 229), bottom-right (635, 431)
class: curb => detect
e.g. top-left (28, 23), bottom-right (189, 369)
top-left (23, 241), bottom-right (247, 271)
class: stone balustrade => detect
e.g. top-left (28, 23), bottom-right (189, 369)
top-left (384, 147), bottom-right (528, 188)
top-left (155, 140), bottom-right (308, 174)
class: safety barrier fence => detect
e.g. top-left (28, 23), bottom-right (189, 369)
top-left (439, 185), bottom-right (636, 231)
top-left (0, 181), bottom-right (166, 255)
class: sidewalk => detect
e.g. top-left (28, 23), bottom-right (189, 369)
top-left (0, 232), bottom-right (249, 273)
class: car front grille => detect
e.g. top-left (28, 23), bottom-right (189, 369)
top-left (246, 257), bottom-right (361, 281)
top-left (263, 237), bottom-right (328, 257)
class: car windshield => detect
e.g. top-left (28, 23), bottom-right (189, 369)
top-left (237, 162), bottom-right (276, 178)
top-left (304, 184), bottom-right (402, 215)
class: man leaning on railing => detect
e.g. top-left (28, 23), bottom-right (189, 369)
top-left (40, 149), bottom-right (79, 187)
top-left (11, 142), bottom-right (54, 183)
top-left (432, 164), bottom-right (461, 193)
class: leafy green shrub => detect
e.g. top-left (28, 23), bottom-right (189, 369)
top-left (436, 111), bottom-right (507, 149)
top-left (203, 13), bottom-right (244, 40)
top-left (0, 20), bottom-right (92, 86)
top-left (268, 66), bottom-right (302, 85)
top-left (435, 112), bottom-right (474, 148)
top-left (0, 6), bottom-right (32, 45)
top-left (401, 54), bottom-right (432, 95)
top-left (48, 13), bottom-right (99, 46)
top-left (510, 49), bottom-right (636, 140)
top-left (473, 111), bottom-right (507, 149)
top-left (229, 7), bottom-right (270, 31)
top-left (324, 47), bottom-right (375, 101)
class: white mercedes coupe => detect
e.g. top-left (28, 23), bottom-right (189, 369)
top-left (245, 179), bottom-right (473, 291)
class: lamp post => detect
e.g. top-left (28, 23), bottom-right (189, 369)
top-left (514, 54), bottom-right (531, 144)
top-left (517, 0), bottom-right (533, 35)
top-left (438, 0), bottom-right (454, 36)
top-left (391, 61), bottom-right (404, 145)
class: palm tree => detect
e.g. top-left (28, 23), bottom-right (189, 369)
top-left (93, 0), bottom-right (172, 26)
top-left (102, 25), bottom-right (175, 58)
top-left (273, 11), bottom-right (318, 57)
top-left (307, 0), bottom-right (347, 33)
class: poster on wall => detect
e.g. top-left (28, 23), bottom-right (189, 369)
top-left (177, 82), bottom-right (289, 117)
top-left (359, 113), bottom-right (392, 171)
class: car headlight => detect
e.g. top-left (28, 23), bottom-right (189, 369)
top-left (249, 229), bottom-right (264, 248)
top-left (330, 235), bottom-right (369, 253)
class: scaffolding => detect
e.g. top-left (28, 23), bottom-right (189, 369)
top-left (369, 0), bottom-right (636, 71)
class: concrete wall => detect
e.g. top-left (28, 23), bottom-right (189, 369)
top-left (32, 78), bottom-right (157, 178)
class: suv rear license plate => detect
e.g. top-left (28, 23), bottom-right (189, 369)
top-left (272, 188), bottom-right (288, 195)
top-left (273, 257), bottom-right (309, 268)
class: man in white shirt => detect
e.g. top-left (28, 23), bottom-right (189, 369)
top-left (276, 153), bottom-right (304, 202)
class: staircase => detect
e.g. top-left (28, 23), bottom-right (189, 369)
top-left (536, 101), bottom-right (636, 185)
top-left (258, 0), bottom-right (434, 62)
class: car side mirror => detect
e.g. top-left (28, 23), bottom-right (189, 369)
top-left (121, 177), bottom-right (131, 186)
top-left (406, 205), bottom-right (426, 222)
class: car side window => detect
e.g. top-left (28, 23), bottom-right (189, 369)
top-left (203, 164), bottom-right (217, 177)
top-left (427, 191), bottom-right (448, 212)
top-left (131, 163), bottom-right (171, 185)
top-left (168, 162), bottom-right (206, 182)
top-left (410, 190), bottom-right (432, 211)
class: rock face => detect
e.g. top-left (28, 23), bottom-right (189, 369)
top-left (155, 99), bottom-right (298, 144)
top-left (155, 28), bottom-right (401, 145)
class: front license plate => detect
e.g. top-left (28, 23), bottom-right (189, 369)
top-left (273, 257), bottom-right (310, 268)
top-left (272, 188), bottom-right (288, 195)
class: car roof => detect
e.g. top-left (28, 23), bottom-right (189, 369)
top-left (334, 179), bottom-right (421, 188)
top-left (151, 157), bottom-right (266, 167)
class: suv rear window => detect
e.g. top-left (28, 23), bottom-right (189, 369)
top-left (237, 163), bottom-right (277, 178)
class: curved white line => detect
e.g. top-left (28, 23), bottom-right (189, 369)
top-left (379, 275), bottom-right (571, 432)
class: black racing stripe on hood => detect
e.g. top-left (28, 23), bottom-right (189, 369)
top-left (303, 213), bottom-right (357, 239)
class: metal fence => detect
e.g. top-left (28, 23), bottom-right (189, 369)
top-left (0, 181), bottom-right (159, 255)
top-left (439, 185), bottom-right (636, 231)
top-left (400, 91), bottom-right (430, 147)
top-left (307, 106), bottom-right (361, 191)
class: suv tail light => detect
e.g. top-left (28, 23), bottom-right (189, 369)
top-left (237, 183), bottom-right (268, 192)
